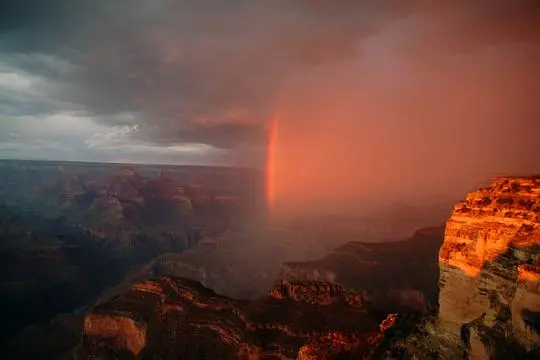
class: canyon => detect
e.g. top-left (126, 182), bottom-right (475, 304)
top-left (70, 226), bottom-right (445, 359)
top-left (0, 160), bottom-right (265, 357)
top-left (74, 175), bottom-right (539, 359)
top-left (370, 176), bottom-right (540, 359)
top-left (75, 224), bottom-right (443, 360)
top-left (1, 160), bottom-right (538, 359)
top-left (0, 159), bottom-right (447, 359)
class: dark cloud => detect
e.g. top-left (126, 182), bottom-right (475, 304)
top-left (0, 0), bottom-right (539, 159)
top-left (0, 0), bottom-right (438, 150)
top-left (388, 0), bottom-right (540, 57)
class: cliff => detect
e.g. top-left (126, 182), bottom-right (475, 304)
top-left (68, 175), bottom-right (540, 359)
top-left (37, 167), bottom-right (246, 254)
top-left (294, 176), bottom-right (540, 359)
top-left (0, 162), bottom-right (266, 358)
top-left (297, 313), bottom-right (399, 360)
top-left (120, 227), bottom-right (333, 301)
top-left (277, 226), bottom-right (444, 314)
top-left (74, 227), bottom-right (445, 359)
top-left (76, 277), bottom-right (379, 359)
top-left (438, 175), bottom-right (540, 358)
top-left (369, 176), bottom-right (540, 359)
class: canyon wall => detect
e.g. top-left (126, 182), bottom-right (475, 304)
top-left (277, 226), bottom-right (444, 315)
top-left (73, 175), bottom-right (540, 359)
top-left (438, 176), bottom-right (540, 358)
top-left (76, 276), bottom-right (379, 359)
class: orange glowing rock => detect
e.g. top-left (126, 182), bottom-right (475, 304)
top-left (438, 175), bottom-right (540, 353)
top-left (518, 263), bottom-right (540, 282)
top-left (83, 314), bottom-right (147, 356)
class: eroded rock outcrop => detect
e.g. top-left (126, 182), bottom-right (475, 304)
top-left (297, 313), bottom-right (399, 360)
top-left (76, 277), bottom-right (379, 359)
top-left (121, 231), bottom-right (331, 301)
top-left (269, 280), bottom-right (364, 308)
top-left (75, 227), bottom-right (445, 359)
top-left (277, 226), bottom-right (445, 315)
top-left (308, 176), bottom-right (540, 359)
top-left (73, 175), bottom-right (539, 359)
top-left (369, 176), bottom-right (540, 359)
top-left (83, 314), bottom-right (146, 356)
top-left (438, 176), bottom-right (540, 357)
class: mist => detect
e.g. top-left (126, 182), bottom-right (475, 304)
top-left (268, 5), bottom-right (540, 217)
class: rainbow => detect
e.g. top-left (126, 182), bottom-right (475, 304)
top-left (265, 116), bottom-right (279, 212)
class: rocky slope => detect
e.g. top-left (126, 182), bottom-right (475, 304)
top-left (75, 277), bottom-right (380, 359)
top-left (367, 176), bottom-right (540, 359)
top-left (277, 226), bottom-right (444, 315)
top-left (31, 173), bottom-right (540, 359)
top-left (74, 227), bottom-right (444, 359)
top-left (32, 166), bottom-right (251, 262)
top-left (121, 223), bottom-right (444, 304)
top-left (0, 161), bottom-right (265, 358)
top-left (0, 206), bottom-right (127, 349)
top-left (438, 175), bottom-right (540, 358)
top-left (0, 160), bottom-right (265, 252)
top-left (297, 313), bottom-right (399, 360)
top-left (120, 227), bottom-right (335, 301)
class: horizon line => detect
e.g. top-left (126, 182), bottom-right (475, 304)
top-left (0, 157), bottom-right (261, 172)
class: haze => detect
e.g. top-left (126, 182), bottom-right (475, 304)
top-left (0, 0), bottom-right (539, 216)
top-left (271, 34), bottom-right (540, 215)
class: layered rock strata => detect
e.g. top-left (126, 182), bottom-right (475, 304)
top-left (438, 176), bottom-right (540, 358)
top-left (278, 226), bottom-right (444, 315)
top-left (297, 313), bottom-right (399, 360)
top-left (75, 176), bottom-right (540, 359)
top-left (75, 228), bottom-right (445, 359)
top-left (296, 176), bottom-right (540, 359)
top-left (76, 277), bottom-right (378, 359)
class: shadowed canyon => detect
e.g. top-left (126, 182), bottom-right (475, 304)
top-left (0, 160), bottom-right (538, 359)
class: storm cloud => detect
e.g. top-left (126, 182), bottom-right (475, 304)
top-left (0, 0), bottom-right (539, 176)
top-left (0, 1), bottom-right (445, 149)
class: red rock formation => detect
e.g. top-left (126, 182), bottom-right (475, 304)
top-left (268, 280), bottom-right (364, 308)
top-left (297, 314), bottom-right (398, 360)
top-left (297, 332), bottom-right (370, 360)
top-left (122, 231), bottom-right (333, 301)
top-left (438, 176), bottom-right (540, 358)
top-left (277, 226), bottom-right (445, 314)
top-left (83, 314), bottom-right (146, 356)
top-left (106, 167), bottom-right (146, 202)
top-left (77, 277), bottom-right (379, 359)
top-left (76, 228), bottom-right (445, 359)
top-left (140, 177), bottom-right (188, 203)
top-left (89, 196), bottom-right (124, 224)
top-left (296, 176), bottom-right (540, 359)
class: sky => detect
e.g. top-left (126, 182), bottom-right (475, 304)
top-left (1, 0), bottom-right (539, 211)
